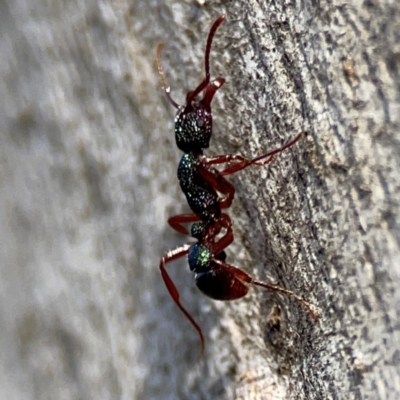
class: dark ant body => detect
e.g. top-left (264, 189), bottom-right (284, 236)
top-left (160, 220), bottom-right (319, 358)
top-left (156, 15), bottom-right (319, 357)
top-left (156, 15), bottom-right (302, 236)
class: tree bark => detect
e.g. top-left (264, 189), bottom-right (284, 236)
top-left (1, 0), bottom-right (399, 399)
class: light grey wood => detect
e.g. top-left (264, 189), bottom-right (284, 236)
top-left (1, 0), bottom-right (399, 399)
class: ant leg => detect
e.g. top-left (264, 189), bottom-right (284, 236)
top-left (160, 244), bottom-right (205, 358)
top-left (168, 213), bottom-right (201, 235)
top-left (220, 156), bottom-right (274, 176)
top-left (212, 213), bottom-right (234, 254)
top-left (245, 132), bottom-right (303, 166)
top-left (213, 259), bottom-right (321, 320)
top-left (204, 133), bottom-right (304, 176)
top-left (196, 163), bottom-right (236, 208)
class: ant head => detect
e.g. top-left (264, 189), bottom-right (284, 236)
top-left (156, 15), bottom-right (226, 153)
top-left (174, 78), bottom-right (224, 153)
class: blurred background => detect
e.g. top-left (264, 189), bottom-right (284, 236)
top-left (1, 0), bottom-right (400, 399)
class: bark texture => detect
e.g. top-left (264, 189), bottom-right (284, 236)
top-left (1, 0), bottom-right (399, 399)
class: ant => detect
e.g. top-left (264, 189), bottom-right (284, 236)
top-left (156, 15), bottom-right (319, 357)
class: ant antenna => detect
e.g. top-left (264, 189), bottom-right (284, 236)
top-left (156, 15), bottom-right (226, 110)
top-left (156, 43), bottom-right (180, 109)
top-left (204, 15), bottom-right (225, 80)
top-left (185, 15), bottom-right (226, 107)
top-left (213, 259), bottom-right (322, 321)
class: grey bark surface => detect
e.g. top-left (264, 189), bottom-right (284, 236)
top-left (1, 0), bottom-right (399, 399)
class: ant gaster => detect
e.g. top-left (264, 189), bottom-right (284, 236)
top-left (156, 15), bottom-right (320, 358)
top-left (160, 219), bottom-right (319, 359)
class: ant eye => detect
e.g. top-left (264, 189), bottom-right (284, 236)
top-left (197, 120), bottom-right (204, 128)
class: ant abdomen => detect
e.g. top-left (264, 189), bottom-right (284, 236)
top-left (195, 268), bottom-right (249, 301)
top-left (189, 243), bottom-right (248, 301)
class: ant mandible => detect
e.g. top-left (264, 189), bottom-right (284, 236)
top-left (156, 15), bottom-right (319, 358)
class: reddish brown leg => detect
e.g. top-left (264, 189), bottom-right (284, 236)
top-left (220, 156), bottom-right (274, 176)
top-left (212, 213), bottom-right (234, 254)
top-left (247, 132), bottom-right (303, 165)
top-left (168, 213), bottom-right (201, 235)
top-left (213, 259), bottom-right (321, 320)
top-left (168, 209), bottom-right (231, 241)
top-left (159, 244), bottom-right (205, 359)
top-left (204, 132), bottom-right (304, 176)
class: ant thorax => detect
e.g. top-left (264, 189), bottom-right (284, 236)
top-left (177, 152), bottom-right (220, 222)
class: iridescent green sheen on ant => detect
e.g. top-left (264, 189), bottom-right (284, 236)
top-left (190, 221), bottom-right (206, 239)
top-left (188, 243), bottom-right (211, 271)
top-left (157, 16), bottom-right (315, 359)
top-left (177, 153), bottom-right (196, 187)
